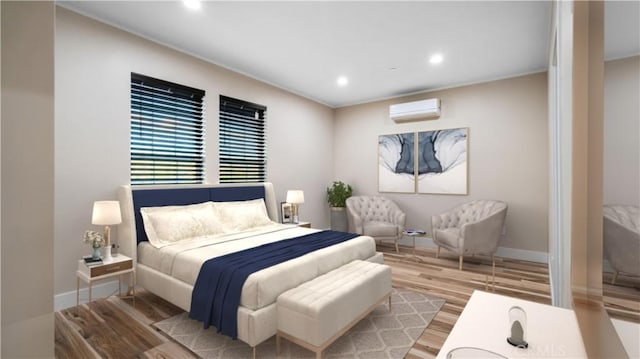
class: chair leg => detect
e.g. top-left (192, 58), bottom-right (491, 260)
top-left (492, 254), bottom-right (496, 292)
top-left (459, 255), bottom-right (463, 271)
top-left (395, 240), bottom-right (399, 253)
top-left (436, 246), bottom-right (440, 258)
top-left (611, 271), bottom-right (619, 285)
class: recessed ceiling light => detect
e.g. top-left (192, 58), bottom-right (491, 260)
top-left (337, 76), bottom-right (349, 87)
top-left (183, 0), bottom-right (201, 10)
top-left (429, 53), bottom-right (444, 65)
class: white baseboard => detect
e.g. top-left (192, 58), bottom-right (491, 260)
top-left (55, 280), bottom-right (121, 311)
top-left (494, 246), bottom-right (548, 263)
top-left (398, 236), bottom-right (549, 263)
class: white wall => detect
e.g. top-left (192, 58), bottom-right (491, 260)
top-left (54, 7), bottom-right (335, 295)
top-left (1, 1), bottom-right (55, 356)
top-left (334, 73), bottom-right (549, 253)
top-left (603, 56), bottom-right (639, 206)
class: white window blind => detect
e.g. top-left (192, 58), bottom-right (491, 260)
top-left (130, 73), bottom-right (205, 184)
top-left (219, 95), bottom-right (266, 183)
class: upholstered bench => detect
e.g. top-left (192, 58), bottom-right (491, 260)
top-left (276, 260), bottom-right (392, 359)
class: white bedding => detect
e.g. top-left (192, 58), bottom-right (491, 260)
top-left (138, 223), bottom-right (377, 310)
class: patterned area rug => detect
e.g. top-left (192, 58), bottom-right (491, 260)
top-left (154, 287), bottom-right (445, 359)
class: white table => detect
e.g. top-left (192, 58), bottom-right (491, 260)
top-left (437, 290), bottom-right (587, 358)
top-left (402, 230), bottom-right (428, 254)
top-left (76, 254), bottom-right (135, 312)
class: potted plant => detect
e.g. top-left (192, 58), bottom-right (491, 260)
top-left (327, 181), bottom-right (352, 231)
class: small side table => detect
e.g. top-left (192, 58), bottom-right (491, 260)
top-left (76, 254), bottom-right (135, 312)
top-left (402, 230), bottom-right (428, 254)
top-left (297, 221), bottom-right (311, 228)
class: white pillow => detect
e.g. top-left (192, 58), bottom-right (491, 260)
top-left (214, 198), bottom-right (274, 232)
top-left (140, 201), bottom-right (224, 248)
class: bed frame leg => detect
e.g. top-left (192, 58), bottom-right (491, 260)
top-left (252, 346), bottom-right (256, 359)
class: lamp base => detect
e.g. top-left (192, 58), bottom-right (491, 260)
top-left (103, 245), bottom-right (113, 263)
top-left (292, 204), bottom-right (299, 224)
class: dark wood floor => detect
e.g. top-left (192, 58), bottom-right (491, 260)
top-left (55, 244), bottom-right (639, 358)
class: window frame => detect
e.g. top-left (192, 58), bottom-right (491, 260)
top-left (130, 73), bottom-right (205, 185)
top-left (218, 95), bottom-right (267, 183)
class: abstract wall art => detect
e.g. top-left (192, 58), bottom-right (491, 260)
top-left (378, 133), bottom-right (416, 193)
top-left (417, 128), bottom-right (468, 195)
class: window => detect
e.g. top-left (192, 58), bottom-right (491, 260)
top-left (130, 73), bottom-right (205, 184)
top-left (219, 95), bottom-right (266, 183)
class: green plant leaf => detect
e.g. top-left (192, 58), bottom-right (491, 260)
top-left (326, 181), bottom-right (353, 207)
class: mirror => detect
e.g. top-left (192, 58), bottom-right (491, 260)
top-left (602, 1), bottom-right (640, 324)
top-left (550, 2), bottom-right (635, 357)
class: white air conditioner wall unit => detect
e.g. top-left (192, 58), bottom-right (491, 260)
top-left (389, 98), bottom-right (441, 122)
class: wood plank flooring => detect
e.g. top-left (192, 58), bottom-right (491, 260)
top-left (385, 245), bottom-right (551, 359)
top-left (603, 271), bottom-right (640, 323)
top-left (55, 244), bottom-right (639, 358)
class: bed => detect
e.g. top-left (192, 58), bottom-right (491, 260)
top-left (117, 182), bottom-right (383, 350)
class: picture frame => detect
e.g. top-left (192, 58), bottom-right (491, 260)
top-left (416, 127), bottom-right (468, 195)
top-left (281, 202), bottom-right (292, 223)
top-left (377, 128), bottom-right (469, 195)
top-left (378, 132), bottom-right (416, 193)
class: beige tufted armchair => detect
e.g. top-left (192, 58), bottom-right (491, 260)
top-left (431, 200), bottom-right (507, 271)
top-left (346, 196), bottom-right (406, 252)
top-left (603, 205), bottom-right (639, 284)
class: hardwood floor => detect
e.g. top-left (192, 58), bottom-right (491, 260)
top-left (55, 244), bottom-right (639, 358)
top-left (603, 271), bottom-right (640, 323)
top-left (384, 245), bottom-right (551, 358)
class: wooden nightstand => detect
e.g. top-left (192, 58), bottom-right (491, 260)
top-left (76, 254), bottom-right (135, 310)
top-left (297, 221), bottom-right (311, 228)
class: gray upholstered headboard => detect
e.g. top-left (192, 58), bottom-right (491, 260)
top-left (117, 182), bottom-right (278, 263)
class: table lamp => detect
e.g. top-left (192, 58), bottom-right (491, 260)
top-left (286, 190), bottom-right (305, 224)
top-left (92, 200), bottom-right (122, 262)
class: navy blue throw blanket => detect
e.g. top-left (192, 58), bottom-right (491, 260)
top-left (189, 230), bottom-right (359, 339)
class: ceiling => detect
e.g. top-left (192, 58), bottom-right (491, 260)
top-left (59, 1), bottom-right (639, 108)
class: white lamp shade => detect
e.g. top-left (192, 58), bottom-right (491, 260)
top-left (286, 190), bottom-right (305, 204)
top-left (92, 201), bottom-right (122, 225)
